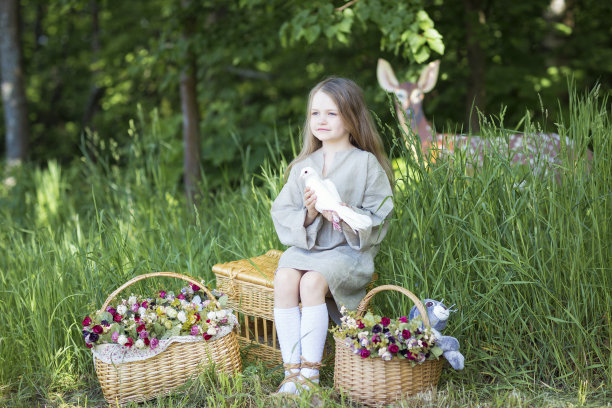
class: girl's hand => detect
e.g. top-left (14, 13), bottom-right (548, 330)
top-left (304, 187), bottom-right (318, 226)
top-left (322, 202), bottom-right (348, 225)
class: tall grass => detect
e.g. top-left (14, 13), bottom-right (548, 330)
top-left (0, 89), bottom-right (609, 406)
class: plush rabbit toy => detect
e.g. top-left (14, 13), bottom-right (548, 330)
top-left (409, 299), bottom-right (464, 370)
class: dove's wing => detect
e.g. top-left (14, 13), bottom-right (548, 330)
top-left (322, 178), bottom-right (342, 203)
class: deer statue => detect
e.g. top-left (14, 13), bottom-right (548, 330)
top-left (376, 58), bottom-right (592, 176)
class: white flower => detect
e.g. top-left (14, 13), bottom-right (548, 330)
top-left (378, 347), bottom-right (388, 356)
top-left (138, 307), bottom-right (147, 316)
top-left (216, 310), bottom-right (227, 319)
top-left (166, 307), bottom-right (177, 318)
top-left (360, 338), bottom-right (370, 347)
top-left (340, 306), bottom-right (347, 314)
top-left (381, 352), bottom-right (393, 361)
top-left (116, 305), bottom-right (127, 315)
top-left (135, 339), bottom-right (145, 349)
top-left (117, 335), bottom-right (128, 346)
top-left (207, 327), bottom-right (218, 336)
top-left (128, 296), bottom-right (137, 305)
top-left (207, 311), bottom-right (216, 321)
top-left (177, 311), bottom-right (187, 323)
top-left (202, 300), bottom-right (210, 307)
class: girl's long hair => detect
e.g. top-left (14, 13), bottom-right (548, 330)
top-left (285, 77), bottom-right (394, 186)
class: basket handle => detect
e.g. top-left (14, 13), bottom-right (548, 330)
top-left (356, 284), bottom-right (431, 328)
top-left (98, 272), bottom-right (218, 314)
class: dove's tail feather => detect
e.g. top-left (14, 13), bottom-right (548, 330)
top-left (336, 206), bottom-right (372, 231)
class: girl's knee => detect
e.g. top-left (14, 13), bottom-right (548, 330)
top-left (299, 271), bottom-right (328, 301)
top-left (274, 268), bottom-right (301, 302)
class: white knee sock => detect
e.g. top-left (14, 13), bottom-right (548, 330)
top-left (274, 306), bottom-right (301, 393)
top-left (299, 303), bottom-right (328, 385)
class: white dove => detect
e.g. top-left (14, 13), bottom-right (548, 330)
top-left (299, 166), bottom-right (372, 232)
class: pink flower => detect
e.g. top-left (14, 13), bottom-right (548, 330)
top-left (177, 293), bottom-right (186, 300)
top-left (381, 317), bottom-right (391, 327)
top-left (357, 320), bottom-right (365, 329)
top-left (360, 349), bottom-right (370, 358)
top-left (82, 316), bottom-right (92, 327)
top-left (111, 331), bottom-right (119, 342)
top-left (389, 344), bottom-right (400, 353)
top-left (113, 314), bottom-right (122, 322)
top-left (92, 325), bottom-right (103, 334)
top-left (195, 313), bottom-right (201, 322)
top-left (399, 316), bottom-right (408, 323)
top-left (372, 334), bottom-right (381, 344)
top-left (203, 334), bottom-right (212, 341)
top-left (137, 324), bottom-right (146, 333)
top-left (402, 329), bottom-right (411, 339)
top-left (159, 290), bottom-right (166, 298)
top-left (141, 301), bottom-right (148, 309)
top-left (150, 338), bottom-right (159, 349)
top-left (131, 303), bottom-right (139, 313)
top-left (125, 338), bottom-right (134, 347)
top-left (190, 325), bottom-right (199, 336)
top-left (106, 307), bottom-right (116, 315)
top-left (86, 343), bottom-right (93, 349)
top-left (191, 284), bottom-right (200, 291)
top-left (144, 338), bottom-right (150, 346)
top-left (139, 330), bottom-right (148, 339)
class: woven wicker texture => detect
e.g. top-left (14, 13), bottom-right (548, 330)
top-left (213, 250), bottom-right (283, 366)
top-left (94, 272), bottom-right (242, 406)
top-left (213, 250), bottom-right (282, 319)
top-left (334, 285), bottom-right (444, 406)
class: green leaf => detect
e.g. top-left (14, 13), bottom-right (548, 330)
top-left (413, 45), bottom-right (430, 63)
top-left (427, 37), bottom-right (445, 55)
top-left (218, 294), bottom-right (228, 308)
top-left (417, 10), bottom-right (434, 30)
top-left (431, 346), bottom-right (443, 358)
top-left (304, 26), bottom-right (321, 44)
top-left (409, 35), bottom-right (426, 54)
top-left (101, 312), bottom-right (113, 322)
top-left (423, 28), bottom-right (442, 40)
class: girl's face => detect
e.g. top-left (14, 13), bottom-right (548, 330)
top-left (309, 90), bottom-right (350, 145)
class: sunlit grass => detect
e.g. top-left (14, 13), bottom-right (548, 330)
top-left (0, 88), bottom-right (609, 406)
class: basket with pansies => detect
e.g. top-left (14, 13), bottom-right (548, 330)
top-left (82, 272), bottom-right (241, 405)
top-left (332, 285), bottom-right (445, 406)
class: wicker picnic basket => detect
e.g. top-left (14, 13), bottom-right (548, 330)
top-left (334, 285), bottom-right (444, 406)
top-left (93, 272), bottom-right (242, 406)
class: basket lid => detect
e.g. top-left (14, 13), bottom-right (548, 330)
top-left (212, 250), bottom-right (283, 288)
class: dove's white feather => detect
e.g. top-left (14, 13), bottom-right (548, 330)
top-left (322, 179), bottom-right (342, 202)
top-left (299, 166), bottom-right (372, 232)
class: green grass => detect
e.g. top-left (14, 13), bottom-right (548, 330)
top-left (0, 88), bottom-right (610, 407)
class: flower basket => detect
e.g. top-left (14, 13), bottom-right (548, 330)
top-left (333, 285), bottom-right (444, 406)
top-left (90, 272), bottom-right (242, 406)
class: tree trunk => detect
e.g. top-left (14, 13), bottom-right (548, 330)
top-left (180, 0), bottom-right (202, 205)
top-left (82, 0), bottom-right (105, 129)
top-left (462, 0), bottom-right (486, 134)
top-left (0, 0), bottom-right (29, 163)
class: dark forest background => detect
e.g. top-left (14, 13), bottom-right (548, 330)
top-left (1, 0), bottom-right (610, 189)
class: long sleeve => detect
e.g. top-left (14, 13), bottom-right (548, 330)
top-left (341, 154), bottom-right (393, 251)
top-left (271, 166), bottom-right (323, 250)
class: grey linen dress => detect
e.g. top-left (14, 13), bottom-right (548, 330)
top-left (271, 148), bottom-right (393, 316)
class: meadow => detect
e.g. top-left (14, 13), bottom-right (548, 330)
top-left (0, 87), bottom-right (610, 407)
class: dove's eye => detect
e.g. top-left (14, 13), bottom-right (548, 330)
top-left (425, 301), bottom-right (433, 307)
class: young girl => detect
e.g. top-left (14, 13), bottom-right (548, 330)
top-left (271, 77), bottom-right (394, 394)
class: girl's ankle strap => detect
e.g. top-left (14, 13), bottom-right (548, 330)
top-left (300, 356), bottom-right (322, 370)
top-left (284, 362), bottom-right (301, 371)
